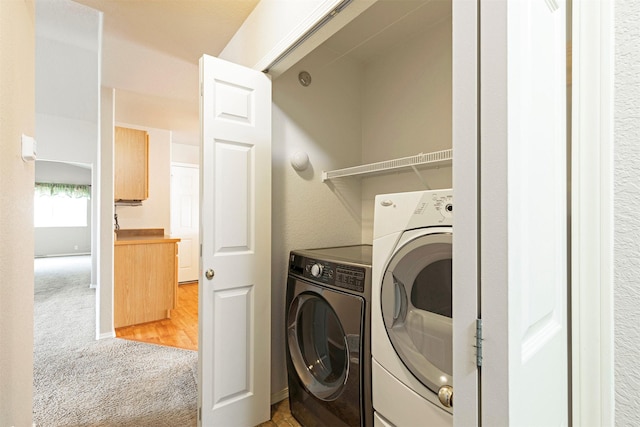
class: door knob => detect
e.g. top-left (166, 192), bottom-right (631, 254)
top-left (205, 269), bottom-right (215, 280)
top-left (438, 385), bottom-right (453, 408)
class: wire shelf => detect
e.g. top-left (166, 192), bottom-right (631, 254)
top-left (321, 149), bottom-right (452, 182)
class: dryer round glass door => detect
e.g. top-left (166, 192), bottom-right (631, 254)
top-left (287, 292), bottom-right (348, 401)
top-left (380, 231), bottom-right (453, 397)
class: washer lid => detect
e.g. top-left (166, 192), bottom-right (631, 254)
top-left (380, 231), bottom-right (453, 395)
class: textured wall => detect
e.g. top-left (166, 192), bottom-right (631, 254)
top-left (0, 0), bottom-right (35, 424)
top-left (360, 17), bottom-right (453, 242)
top-left (615, 0), bottom-right (640, 425)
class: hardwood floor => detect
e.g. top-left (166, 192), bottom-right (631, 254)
top-left (259, 399), bottom-right (301, 427)
top-left (116, 281), bottom-right (198, 351)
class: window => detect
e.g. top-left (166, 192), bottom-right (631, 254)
top-left (34, 183), bottom-right (90, 228)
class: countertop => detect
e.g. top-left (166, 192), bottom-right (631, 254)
top-left (114, 228), bottom-right (181, 245)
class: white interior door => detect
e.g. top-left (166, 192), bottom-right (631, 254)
top-left (171, 163), bottom-right (199, 283)
top-left (198, 54), bottom-right (272, 426)
top-left (480, 0), bottom-right (568, 426)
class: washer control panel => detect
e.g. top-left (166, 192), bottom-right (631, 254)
top-left (289, 254), bottom-right (366, 293)
top-left (432, 193), bottom-right (454, 220)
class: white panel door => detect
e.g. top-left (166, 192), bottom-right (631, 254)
top-left (506, 2), bottom-right (568, 424)
top-left (171, 163), bottom-right (199, 283)
top-left (480, 0), bottom-right (568, 426)
top-left (198, 54), bottom-right (271, 427)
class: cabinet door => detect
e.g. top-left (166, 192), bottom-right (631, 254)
top-left (114, 242), bottom-right (176, 328)
top-left (114, 126), bottom-right (149, 201)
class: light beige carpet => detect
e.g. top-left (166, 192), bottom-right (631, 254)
top-left (33, 256), bottom-right (197, 426)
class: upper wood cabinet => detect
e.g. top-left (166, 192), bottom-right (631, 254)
top-left (114, 126), bottom-right (149, 201)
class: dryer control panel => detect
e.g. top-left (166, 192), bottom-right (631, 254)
top-left (289, 254), bottom-right (366, 293)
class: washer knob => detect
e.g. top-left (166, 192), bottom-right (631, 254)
top-left (310, 263), bottom-right (324, 278)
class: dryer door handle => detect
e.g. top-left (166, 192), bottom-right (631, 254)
top-left (382, 272), bottom-right (408, 328)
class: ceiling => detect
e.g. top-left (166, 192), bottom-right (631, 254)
top-left (72, 0), bottom-right (260, 65)
top-left (322, 0), bottom-right (451, 64)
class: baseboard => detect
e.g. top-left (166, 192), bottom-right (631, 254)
top-left (98, 331), bottom-right (116, 340)
top-left (35, 253), bottom-right (91, 258)
top-left (271, 388), bottom-right (288, 405)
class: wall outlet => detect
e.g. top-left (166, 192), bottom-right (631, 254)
top-left (74, 245), bottom-right (78, 250)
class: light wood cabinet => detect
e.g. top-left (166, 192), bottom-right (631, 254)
top-left (114, 239), bottom-right (178, 328)
top-left (114, 126), bottom-right (149, 201)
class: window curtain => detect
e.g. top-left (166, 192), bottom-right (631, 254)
top-left (35, 183), bottom-right (91, 199)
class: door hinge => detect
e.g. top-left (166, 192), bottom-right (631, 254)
top-left (474, 318), bottom-right (483, 367)
top-left (199, 407), bottom-right (202, 421)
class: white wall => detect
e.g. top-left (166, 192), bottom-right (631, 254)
top-left (172, 142), bottom-right (199, 165)
top-left (35, 160), bottom-right (92, 183)
top-left (34, 161), bottom-right (92, 257)
top-left (35, 18), bottom-right (99, 165)
top-left (614, 0), bottom-right (640, 424)
top-left (36, 113), bottom-right (97, 163)
top-left (113, 123), bottom-right (172, 232)
top-left (0, 0), bottom-right (35, 423)
top-left (114, 88), bottom-right (198, 146)
top-left (360, 17), bottom-right (452, 242)
top-left (101, 31), bottom-right (199, 146)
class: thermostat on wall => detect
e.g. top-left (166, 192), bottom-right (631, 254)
top-left (21, 134), bottom-right (36, 161)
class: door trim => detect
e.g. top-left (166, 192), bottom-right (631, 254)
top-left (452, 0), bottom-right (480, 425)
top-left (570, 0), bottom-right (615, 424)
top-left (170, 162), bottom-right (199, 283)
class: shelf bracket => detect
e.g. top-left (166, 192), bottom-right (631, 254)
top-left (410, 165), bottom-right (431, 190)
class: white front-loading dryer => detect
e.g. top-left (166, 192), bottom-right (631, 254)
top-left (371, 189), bottom-right (453, 427)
